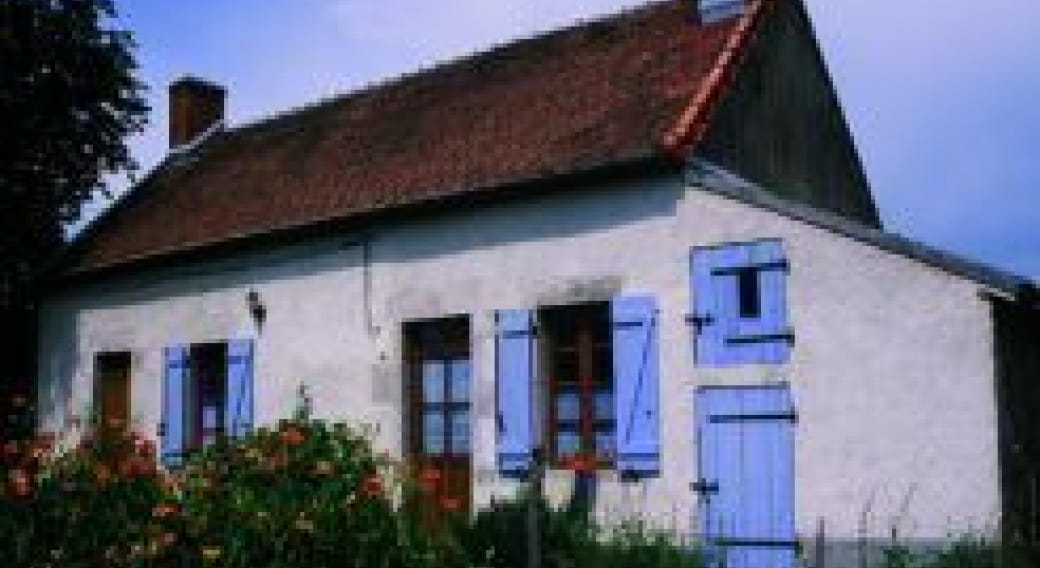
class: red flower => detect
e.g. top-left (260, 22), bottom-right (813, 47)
top-left (152, 502), bottom-right (179, 518)
top-left (2, 440), bottom-right (18, 457)
top-left (417, 467), bottom-right (441, 492)
top-left (280, 427), bottom-right (305, 446)
top-left (93, 464), bottom-right (112, 487)
top-left (8, 469), bottom-right (32, 497)
top-left (562, 454), bottom-right (596, 473)
top-left (361, 474), bottom-right (383, 498)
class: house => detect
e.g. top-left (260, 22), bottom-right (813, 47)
top-left (36, 0), bottom-right (1040, 566)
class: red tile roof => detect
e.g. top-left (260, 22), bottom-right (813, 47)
top-left (68, 0), bottom-right (764, 275)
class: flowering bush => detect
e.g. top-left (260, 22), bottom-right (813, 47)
top-left (170, 418), bottom-right (458, 567)
top-left (1, 424), bottom-right (173, 566)
top-left (461, 494), bottom-right (705, 568)
top-left (0, 415), bottom-right (460, 568)
top-left (1, 394), bottom-right (702, 568)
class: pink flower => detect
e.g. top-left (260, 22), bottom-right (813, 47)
top-left (9, 469), bottom-right (32, 497)
top-left (439, 496), bottom-right (462, 512)
top-left (152, 502), bottom-right (179, 518)
top-left (280, 427), bottom-right (305, 446)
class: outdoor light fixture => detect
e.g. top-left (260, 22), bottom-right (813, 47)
top-left (246, 288), bottom-right (266, 330)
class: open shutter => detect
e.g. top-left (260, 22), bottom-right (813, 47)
top-left (612, 295), bottom-right (660, 476)
top-left (226, 339), bottom-right (254, 439)
top-left (161, 345), bottom-right (188, 467)
top-left (496, 309), bottom-right (535, 476)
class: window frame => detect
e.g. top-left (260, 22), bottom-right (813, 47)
top-left (185, 342), bottom-right (228, 452)
top-left (539, 302), bottom-right (616, 470)
top-left (94, 351), bottom-right (131, 432)
top-left (403, 316), bottom-right (473, 516)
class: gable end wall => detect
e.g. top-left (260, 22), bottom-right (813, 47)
top-left (698, 0), bottom-right (881, 226)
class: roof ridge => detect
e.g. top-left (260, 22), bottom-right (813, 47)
top-left (221, 0), bottom-right (683, 141)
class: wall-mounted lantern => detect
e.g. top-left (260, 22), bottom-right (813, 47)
top-left (246, 288), bottom-right (266, 330)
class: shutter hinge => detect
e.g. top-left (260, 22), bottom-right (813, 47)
top-left (711, 259), bottom-right (789, 276)
top-left (685, 313), bottom-right (714, 331)
top-left (725, 330), bottom-right (795, 345)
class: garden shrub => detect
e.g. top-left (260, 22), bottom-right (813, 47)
top-left (461, 493), bottom-right (704, 568)
top-left (0, 396), bottom-right (701, 568)
top-left (171, 418), bottom-right (460, 568)
top-left (879, 537), bottom-right (1040, 568)
top-left (0, 416), bottom-right (461, 568)
top-left (1, 423), bottom-right (173, 566)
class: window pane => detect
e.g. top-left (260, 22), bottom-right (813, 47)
top-left (737, 266), bottom-right (762, 319)
top-left (556, 430), bottom-right (580, 458)
top-left (555, 392), bottom-right (580, 422)
top-left (448, 359), bottom-right (470, 403)
top-left (552, 349), bottom-right (578, 384)
top-left (422, 361), bottom-right (445, 403)
top-left (593, 390), bottom-right (613, 421)
top-left (423, 411), bottom-right (444, 455)
top-left (595, 345), bottom-right (613, 387)
top-left (450, 410), bottom-right (470, 454)
top-left (202, 404), bottom-right (220, 445)
top-left (595, 430), bottom-right (615, 459)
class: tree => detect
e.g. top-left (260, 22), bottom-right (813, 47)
top-left (0, 0), bottom-right (148, 438)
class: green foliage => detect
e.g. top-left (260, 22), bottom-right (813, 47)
top-left (461, 493), bottom-right (704, 568)
top-left (879, 537), bottom-right (1040, 568)
top-left (171, 418), bottom-right (455, 568)
top-left (0, 0), bottom-right (149, 445)
top-left (1, 413), bottom-right (702, 568)
top-left (1, 426), bottom-right (170, 566)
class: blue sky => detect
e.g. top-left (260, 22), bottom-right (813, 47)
top-left (95, 0), bottom-right (1040, 279)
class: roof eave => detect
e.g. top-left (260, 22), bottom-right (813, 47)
top-left (684, 158), bottom-right (1036, 299)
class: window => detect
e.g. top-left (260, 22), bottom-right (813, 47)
top-left (187, 343), bottom-right (227, 451)
top-left (690, 239), bottom-right (792, 366)
top-left (404, 317), bottom-right (471, 514)
top-left (736, 266), bottom-right (761, 319)
top-left (495, 296), bottom-right (660, 477)
top-left (161, 339), bottom-right (253, 467)
top-left (541, 303), bottom-right (615, 468)
top-left (95, 352), bottom-right (131, 431)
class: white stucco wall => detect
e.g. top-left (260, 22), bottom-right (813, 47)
top-left (38, 173), bottom-right (1001, 548)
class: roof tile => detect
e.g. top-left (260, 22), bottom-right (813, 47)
top-left (69, 1), bottom-right (747, 274)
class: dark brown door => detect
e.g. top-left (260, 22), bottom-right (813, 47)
top-left (95, 352), bottom-right (131, 431)
top-left (405, 318), bottom-right (471, 519)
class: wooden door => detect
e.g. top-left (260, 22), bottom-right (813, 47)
top-left (96, 352), bottom-right (131, 431)
top-left (695, 384), bottom-right (796, 568)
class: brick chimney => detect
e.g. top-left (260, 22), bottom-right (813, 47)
top-left (168, 76), bottom-right (226, 148)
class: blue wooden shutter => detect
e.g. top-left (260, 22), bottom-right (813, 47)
top-left (226, 339), bottom-right (254, 439)
top-left (696, 385), bottom-right (796, 568)
top-left (161, 345), bottom-right (188, 467)
top-left (751, 240), bottom-right (791, 363)
top-left (612, 295), bottom-right (660, 475)
top-left (496, 309), bottom-right (534, 476)
top-left (691, 240), bottom-right (791, 366)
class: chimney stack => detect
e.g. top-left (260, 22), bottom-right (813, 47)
top-left (169, 76), bottom-right (226, 149)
